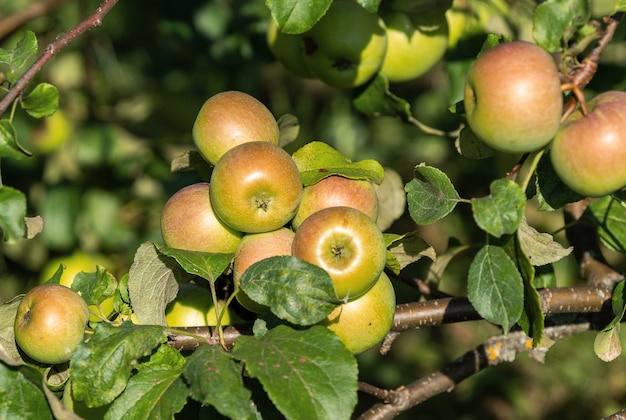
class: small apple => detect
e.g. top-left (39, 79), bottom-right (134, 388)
top-left (321, 271), bottom-right (396, 354)
top-left (291, 206), bottom-right (387, 301)
top-left (210, 142), bottom-right (303, 233)
top-left (302, 1), bottom-right (388, 88)
top-left (379, 9), bottom-right (449, 83)
top-left (14, 284), bottom-right (90, 365)
top-left (233, 227), bottom-right (296, 314)
top-left (192, 90), bottom-right (280, 166)
top-left (165, 284), bottom-right (237, 327)
top-left (550, 90), bottom-right (626, 197)
top-left (464, 41), bottom-right (563, 153)
top-left (291, 175), bottom-right (379, 230)
top-left (267, 19), bottom-right (316, 78)
top-left (161, 182), bottom-right (243, 253)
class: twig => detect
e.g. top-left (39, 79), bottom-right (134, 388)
top-left (0, 0), bottom-right (120, 118)
top-left (0, 0), bottom-right (68, 41)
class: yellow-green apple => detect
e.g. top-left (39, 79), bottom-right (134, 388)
top-left (302, 1), bottom-right (388, 88)
top-left (291, 175), bottom-right (379, 229)
top-left (321, 271), bottom-right (396, 354)
top-left (464, 41), bottom-right (563, 153)
top-left (291, 206), bottom-right (387, 300)
top-left (210, 142), bottom-right (303, 233)
top-left (161, 182), bottom-right (243, 253)
top-left (379, 9), bottom-right (449, 82)
top-left (14, 284), bottom-right (90, 365)
top-left (192, 90), bottom-right (279, 165)
top-left (233, 227), bottom-right (296, 314)
top-left (165, 284), bottom-right (237, 327)
top-left (267, 19), bottom-right (315, 78)
top-left (550, 90), bottom-right (626, 197)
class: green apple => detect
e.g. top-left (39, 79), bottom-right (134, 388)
top-left (291, 175), bottom-right (379, 230)
top-left (161, 182), bottom-right (243, 253)
top-left (550, 90), bottom-right (626, 197)
top-left (165, 284), bottom-right (236, 327)
top-left (321, 271), bottom-right (396, 354)
top-left (302, 1), bottom-right (388, 88)
top-left (233, 227), bottom-right (296, 314)
top-left (14, 284), bottom-right (90, 365)
top-left (379, 9), bottom-right (449, 83)
top-left (267, 19), bottom-right (316, 78)
top-left (210, 141), bottom-right (303, 233)
top-left (464, 41), bottom-right (563, 154)
top-left (192, 90), bottom-right (280, 166)
top-left (291, 206), bottom-right (387, 301)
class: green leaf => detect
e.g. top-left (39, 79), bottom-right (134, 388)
top-left (0, 120), bottom-right (31, 160)
top-left (128, 242), bottom-right (187, 326)
top-left (600, 280), bottom-right (626, 333)
top-left (266, 0), bottom-right (332, 34)
top-left (385, 232), bottom-right (436, 275)
top-left (585, 196), bottom-right (626, 253)
top-left (517, 218), bottom-right (572, 266)
top-left (533, 0), bottom-right (591, 52)
top-left (612, 0), bottom-right (626, 13)
top-left (72, 266), bottom-right (118, 306)
top-left (154, 243), bottom-right (233, 283)
top-left (184, 345), bottom-right (258, 419)
top-left (405, 164), bottom-right (460, 225)
top-left (352, 0), bottom-right (382, 12)
top-left (467, 245), bottom-right (524, 332)
top-left (594, 325), bottom-right (622, 362)
top-left (292, 141), bottom-right (384, 186)
top-left (535, 153), bottom-right (583, 211)
top-left (455, 125), bottom-right (495, 159)
top-left (239, 256), bottom-right (338, 325)
top-left (39, 185), bottom-right (80, 250)
top-left (0, 186), bottom-right (27, 243)
top-left (233, 325), bottom-right (358, 420)
top-left (471, 178), bottom-right (526, 238)
top-left (0, 363), bottom-right (53, 420)
top-left (0, 30), bottom-right (37, 82)
top-left (373, 167), bottom-right (407, 231)
top-left (21, 83), bottom-right (59, 118)
top-left (352, 74), bottom-right (412, 121)
top-left (71, 323), bottom-right (168, 407)
top-left (0, 299), bottom-right (22, 363)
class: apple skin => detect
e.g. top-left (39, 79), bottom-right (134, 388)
top-left (302, 1), bottom-right (388, 89)
top-left (192, 90), bottom-right (280, 166)
top-left (321, 271), bottom-right (396, 354)
top-left (165, 284), bottom-right (237, 327)
top-left (380, 9), bottom-right (449, 83)
top-left (550, 90), bottom-right (626, 197)
top-left (210, 141), bottom-right (303, 233)
top-left (291, 206), bottom-right (387, 301)
top-left (14, 284), bottom-right (90, 365)
top-left (161, 182), bottom-right (243, 253)
top-left (464, 41), bottom-right (563, 154)
top-left (291, 175), bottom-right (379, 230)
top-left (267, 19), bottom-right (316, 78)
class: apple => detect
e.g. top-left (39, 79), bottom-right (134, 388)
top-left (161, 182), bottom-right (243, 253)
top-left (192, 90), bottom-right (280, 165)
top-left (550, 90), bottom-right (626, 197)
top-left (321, 271), bottom-right (396, 354)
top-left (165, 284), bottom-right (237, 327)
top-left (464, 41), bottom-right (563, 153)
top-left (291, 175), bottom-right (379, 230)
top-left (291, 206), bottom-right (387, 301)
top-left (379, 9), bottom-right (449, 83)
top-left (209, 141), bottom-right (303, 233)
top-left (302, 1), bottom-right (388, 88)
top-left (267, 19), bottom-right (315, 78)
top-left (14, 284), bottom-right (90, 365)
top-left (233, 227), bottom-right (296, 314)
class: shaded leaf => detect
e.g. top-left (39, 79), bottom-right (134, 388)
top-left (0, 120), bottom-right (31, 160)
top-left (586, 195), bottom-right (626, 254)
top-left (472, 178), bottom-right (526, 238)
top-left (0, 363), bottom-right (52, 420)
top-left (266, 0), bottom-right (331, 34)
top-left (535, 153), bottom-right (583, 211)
top-left (352, 74), bottom-right (412, 121)
top-left (0, 30), bottom-right (37, 82)
top-left (405, 164), bottom-right (460, 225)
top-left (0, 299), bottom-right (22, 364)
top-left (0, 186), bottom-right (27, 243)
top-left (277, 113), bottom-right (300, 148)
top-left (455, 125), bottom-right (494, 159)
top-left (374, 167), bottom-right (407, 231)
top-left (385, 232), bottom-right (436, 275)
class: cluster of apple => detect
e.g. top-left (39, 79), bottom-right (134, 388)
top-left (463, 40), bottom-right (626, 197)
top-left (160, 90), bottom-right (396, 354)
top-left (267, 0), bottom-right (451, 88)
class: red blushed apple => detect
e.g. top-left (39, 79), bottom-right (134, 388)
top-left (291, 206), bottom-right (387, 301)
top-left (161, 182), bottom-right (243, 254)
top-left (14, 284), bottom-right (90, 365)
top-left (550, 90), bottom-right (626, 197)
top-left (291, 175), bottom-right (379, 230)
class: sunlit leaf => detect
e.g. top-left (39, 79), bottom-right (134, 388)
top-left (594, 325), bottom-right (622, 362)
top-left (385, 232), bottom-right (436, 275)
top-left (21, 83), bottom-right (59, 118)
top-left (155, 243), bottom-right (233, 283)
top-left (405, 164), bottom-right (460, 225)
top-left (533, 0), bottom-right (591, 52)
top-left (266, 0), bottom-right (332, 34)
top-left (517, 218), bottom-right (572, 265)
top-left (472, 178), bottom-right (526, 238)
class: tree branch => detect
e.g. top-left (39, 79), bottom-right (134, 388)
top-left (0, 0), bottom-right (68, 41)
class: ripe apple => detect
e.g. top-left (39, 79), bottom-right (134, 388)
top-left (209, 142), bottom-right (303, 233)
top-left (161, 182), bottom-right (243, 253)
top-left (233, 227), bottom-right (296, 314)
top-left (165, 284), bottom-right (237, 327)
top-left (321, 271), bottom-right (396, 354)
top-left (291, 175), bottom-right (379, 230)
top-left (291, 206), bottom-right (387, 301)
top-left (267, 19), bottom-right (315, 79)
top-left (550, 90), bottom-right (626, 197)
top-left (464, 41), bottom-right (563, 153)
top-left (302, 1), bottom-right (388, 88)
top-left (14, 284), bottom-right (90, 365)
top-left (379, 9), bottom-right (449, 83)
top-left (192, 90), bottom-right (280, 165)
